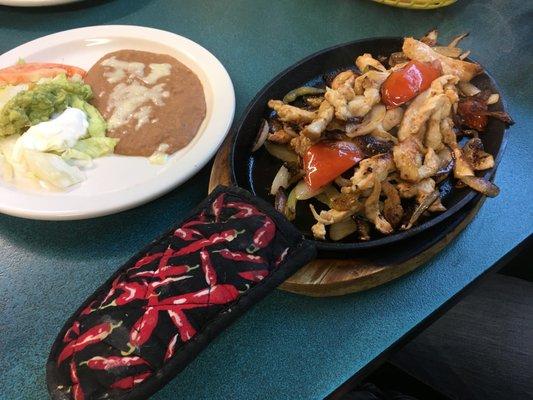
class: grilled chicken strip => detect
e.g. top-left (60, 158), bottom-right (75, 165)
top-left (382, 181), bottom-right (404, 228)
top-left (325, 87), bottom-right (352, 121)
top-left (331, 70), bottom-right (356, 90)
top-left (364, 178), bottom-right (393, 234)
top-left (462, 137), bottom-right (495, 170)
top-left (301, 100), bottom-right (335, 140)
top-left (355, 53), bottom-right (387, 72)
top-left (402, 37), bottom-right (483, 82)
top-left (397, 178), bottom-right (445, 212)
top-left (268, 129), bottom-right (293, 144)
top-left (353, 70), bottom-right (389, 95)
top-left (344, 152), bottom-right (395, 193)
top-left (309, 205), bottom-right (355, 239)
top-left (326, 69), bottom-right (388, 121)
top-left (397, 75), bottom-right (458, 141)
top-left (268, 100), bottom-right (316, 124)
top-left (393, 136), bottom-right (440, 182)
top-left (311, 222), bottom-right (327, 240)
top-left (290, 135), bottom-right (313, 157)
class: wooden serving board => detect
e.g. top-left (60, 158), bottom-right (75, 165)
top-left (208, 137), bottom-right (482, 297)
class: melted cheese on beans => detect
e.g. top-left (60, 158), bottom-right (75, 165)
top-left (100, 57), bottom-right (171, 130)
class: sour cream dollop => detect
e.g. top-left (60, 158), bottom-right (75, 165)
top-left (14, 107), bottom-right (88, 159)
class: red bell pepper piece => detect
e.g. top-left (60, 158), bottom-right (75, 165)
top-left (303, 141), bottom-right (364, 190)
top-left (381, 60), bottom-right (442, 108)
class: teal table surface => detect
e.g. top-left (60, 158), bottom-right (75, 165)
top-left (0, 1), bottom-right (531, 399)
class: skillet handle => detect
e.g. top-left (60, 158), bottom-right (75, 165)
top-left (47, 185), bottom-right (316, 400)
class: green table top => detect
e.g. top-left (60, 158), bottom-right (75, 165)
top-left (0, 1), bottom-right (531, 399)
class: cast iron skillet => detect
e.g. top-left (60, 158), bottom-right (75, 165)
top-left (231, 37), bottom-right (509, 253)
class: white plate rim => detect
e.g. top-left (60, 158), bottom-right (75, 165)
top-left (0, 25), bottom-right (235, 220)
top-left (0, 0), bottom-right (80, 6)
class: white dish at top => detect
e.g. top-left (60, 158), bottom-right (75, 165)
top-left (0, 0), bottom-right (81, 6)
top-left (0, 25), bottom-right (235, 220)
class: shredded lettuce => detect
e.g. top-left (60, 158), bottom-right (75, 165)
top-left (71, 137), bottom-right (118, 159)
top-left (68, 96), bottom-right (107, 137)
top-left (23, 149), bottom-right (84, 189)
top-left (0, 134), bottom-right (84, 190)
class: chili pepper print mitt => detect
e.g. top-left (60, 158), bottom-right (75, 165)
top-left (47, 185), bottom-right (316, 400)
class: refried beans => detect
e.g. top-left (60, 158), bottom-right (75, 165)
top-left (84, 50), bottom-right (206, 157)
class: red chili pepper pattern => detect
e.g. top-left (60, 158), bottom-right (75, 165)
top-left (275, 247), bottom-right (290, 267)
top-left (200, 249), bottom-right (217, 286)
top-left (215, 248), bottom-right (266, 264)
top-left (226, 201), bottom-right (263, 219)
top-left (129, 307), bottom-right (159, 349)
top-left (58, 321), bottom-right (122, 365)
top-left (238, 270), bottom-right (269, 282)
top-left (174, 227), bottom-right (203, 241)
top-left (154, 284), bottom-right (240, 307)
top-left (70, 360), bottom-right (84, 400)
top-left (164, 333), bottom-right (180, 361)
top-left (129, 252), bottom-right (164, 271)
top-left (79, 301), bottom-right (97, 316)
top-left (247, 216), bottom-right (276, 253)
top-left (211, 193), bottom-right (225, 222)
top-left (110, 372), bottom-right (151, 390)
top-left (131, 264), bottom-right (196, 280)
top-left (173, 229), bottom-right (243, 257)
top-left (81, 356), bottom-right (149, 370)
top-left (167, 308), bottom-right (197, 342)
top-left (63, 321), bottom-right (80, 343)
top-left (52, 191), bottom-right (299, 400)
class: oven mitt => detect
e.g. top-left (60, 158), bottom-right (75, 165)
top-left (47, 186), bottom-right (316, 400)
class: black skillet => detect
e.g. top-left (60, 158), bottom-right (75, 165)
top-left (47, 38), bottom-right (509, 400)
top-left (232, 37), bottom-right (509, 254)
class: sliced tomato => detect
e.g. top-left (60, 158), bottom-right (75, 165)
top-left (303, 141), bottom-right (363, 190)
top-left (0, 62), bottom-right (86, 85)
top-left (381, 60), bottom-right (442, 108)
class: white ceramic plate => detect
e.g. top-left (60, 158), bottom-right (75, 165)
top-left (0, 0), bottom-right (81, 6)
top-left (0, 26), bottom-right (235, 220)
